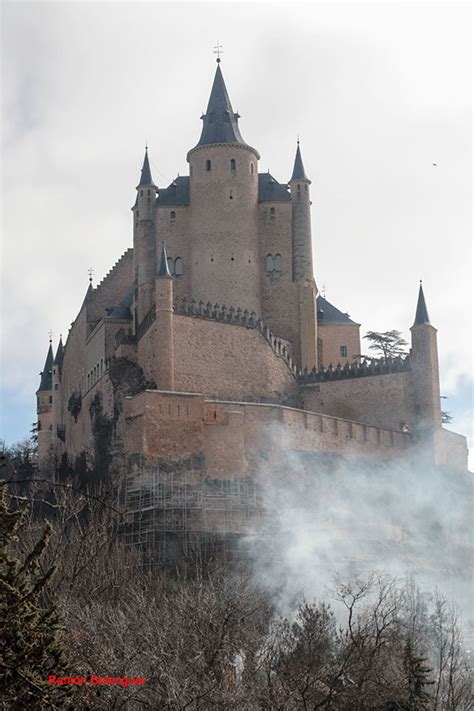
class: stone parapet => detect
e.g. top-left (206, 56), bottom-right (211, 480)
top-left (299, 355), bottom-right (411, 384)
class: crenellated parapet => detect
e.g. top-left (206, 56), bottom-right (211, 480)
top-left (298, 355), bottom-right (411, 384)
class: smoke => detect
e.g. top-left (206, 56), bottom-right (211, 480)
top-left (245, 425), bottom-right (473, 629)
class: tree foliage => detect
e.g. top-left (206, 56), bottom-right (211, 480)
top-left (363, 330), bottom-right (409, 358)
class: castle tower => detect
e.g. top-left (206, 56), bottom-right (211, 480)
top-left (51, 336), bottom-right (64, 449)
top-left (409, 282), bottom-right (444, 463)
top-left (289, 142), bottom-right (318, 370)
top-left (187, 62), bottom-right (261, 314)
top-left (155, 242), bottom-right (175, 390)
top-left (133, 148), bottom-right (158, 325)
top-left (36, 340), bottom-right (54, 464)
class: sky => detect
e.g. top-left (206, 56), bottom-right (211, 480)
top-left (1, 1), bottom-right (472, 460)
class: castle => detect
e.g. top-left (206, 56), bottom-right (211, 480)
top-left (36, 61), bottom-right (468, 516)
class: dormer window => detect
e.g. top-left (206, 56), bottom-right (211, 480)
top-left (206, 160), bottom-right (212, 171)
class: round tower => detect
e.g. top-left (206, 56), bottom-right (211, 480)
top-left (289, 142), bottom-right (318, 370)
top-left (51, 336), bottom-right (65, 451)
top-left (36, 339), bottom-right (54, 465)
top-left (133, 148), bottom-right (158, 325)
top-left (187, 62), bottom-right (261, 315)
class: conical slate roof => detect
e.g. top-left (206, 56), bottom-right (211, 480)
top-left (291, 142), bottom-right (309, 181)
top-left (413, 282), bottom-right (430, 326)
top-left (195, 64), bottom-right (247, 148)
top-left (53, 337), bottom-right (64, 368)
top-left (157, 242), bottom-right (172, 278)
top-left (38, 343), bottom-right (54, 391)
top-left (138, 148), bottom-right (155, 187)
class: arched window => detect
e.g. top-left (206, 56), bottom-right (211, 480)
top-left (174, 257), bottom-right (183, 276)
top-left (170, 210), bottom-right (176, 221)
top-left (269, 207), bottom-right (276, 223)
top-left (266, 254), bottom-right (274, 273)
top-left (206, 159), bottom-right (212, 171)
top-left (274, 254), bottom-right (282, 272)
top-left (230, 158), bottom-right (236, 171)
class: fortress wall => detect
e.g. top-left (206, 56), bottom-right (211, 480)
top-left (87, 248), bottom-right (134, 322)
top-left (122, 392), bottom-right (410, 476)
top-left (156, 206), bottom-right (191, 301)
top-left (318, 323), bottom-right (361, 368)
top-left (441, 429), bottom-right (469, 471)
top-left (172, 315), bottom-right (299, 404)
top-left (302, 371), bottom-right (413, 432)
top-left (259, 202), bottom-right (300, 355)
top-left (124, 391), bottom-right (205, 460)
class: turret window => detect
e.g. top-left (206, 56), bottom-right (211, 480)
top-left (206, 160), bottom-right (212, 171)
top-left (266, 254), bottom-right (282, 274)
top-left (250, 163), bottom-right (254, 175)
top-left (170, 210), bottom-right (176, 221)
top-left (147, 189), bottom-right (151, 196)
top-left (230, 158), bottom-right (236, 172)
top-left (269, 207), bottom-right (276, 223)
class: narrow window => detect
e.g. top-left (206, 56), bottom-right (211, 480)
top-left (229, 189), bottom-right (233, 200)
top-left (174, 257), bottom-right (183, 276)
top-left (340, 345), bottom-right (348, 358)
top-left (250, 163), bottom-right (254, 175)
top-left (266, 254), bottom-right (274, 272)
top-left (190, 165), bottom-right (193, 176)
top-left (140, 190), bottom-right (143, 196)
top-left (206, 160), bottom-right (212, 171)
top-left (230, 158), bottom-right (236, 171)
top-left (147, 189), bottom-right (151, 196)
top-left (170, 210), bottom-right (176, 221)
top-left (304, 184), bottom-right (308, 192)
top-left (274, 254), bottom-right (282, 272)
top-left (269, 207), bottom-right (276, 223)
top-left (49, 395), bottom-right (53, 404)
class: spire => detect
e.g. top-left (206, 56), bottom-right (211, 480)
top-left (138, 147), bottom-right (155, 187)
top-left (291, 140), bottom-right (309, 181)
top-left (413, 281), bottom-right (430, 326)
top-left (157, 242), bottom-right (172, 278)
top-left (53, 336), bottom-right (64, 368)
top-left (195, 64), bottom-right (247, 147)
top-left (38, 342), bottom-right (54, 391)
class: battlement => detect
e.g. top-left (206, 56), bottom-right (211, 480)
top-left (136, 297), bottom-right (300, 376)
top-left (298, 355), bottom-right (411, 384)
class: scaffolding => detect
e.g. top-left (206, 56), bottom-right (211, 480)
top-left (123, 464), bottom-right (264, 564)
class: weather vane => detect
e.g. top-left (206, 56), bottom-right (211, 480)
top-left (88, 267), bottom-right (94, 284)
top-left (48, 330), bottom-right (53, 343)
top-left (214, 42), bottom-right (223, 63)
top-left (322, 284), bottom-right (327, 298)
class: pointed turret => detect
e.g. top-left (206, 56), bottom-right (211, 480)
top-left (137, 147), bottom-right (155, 187)
top-left (413, 281), bottom-right (430, 325)
top-left (195, 64), bottom-right (247, 148)
top-left (38, 342), bottom-right (54, 391)
top-left (157, 242), bottom-right (172, 278)
top-left (291, 141), bottom-right (310, 182)
top-left (53, 336), bottom-right (64, 368)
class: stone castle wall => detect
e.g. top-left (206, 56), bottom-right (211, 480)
top-left (318, 323), bottom-right (361, 368)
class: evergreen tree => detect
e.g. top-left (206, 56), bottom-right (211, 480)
top-left (402, 638), bottom-right (434, 709)
top-left (0, 488), bottom-right (72, 708)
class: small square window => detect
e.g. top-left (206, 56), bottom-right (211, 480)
top-left (340, 346), bottom-right (348, 358)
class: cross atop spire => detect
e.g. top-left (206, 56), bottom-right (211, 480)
top-left (413, 280), bottom-right (431, 326)
top-left (213, 41), bottom-right (223, 63)
top-left (38, 340), bottom-right (54, 391)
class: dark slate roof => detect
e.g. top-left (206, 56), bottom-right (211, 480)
top-left (38, 343), bottom-right (54, 391)
top-left (413, 282), bottom-right (430, 325)
top-left (291, 142), bottom-right (309, 181)
top-left (316, 295), bottom-right (357, 325)
top-left (53, 337), bottom-right (64, 367)
top-left (194, 64), bottom-right (248, 148)
top-left (107, 288), bottom-right (133, 320)
top-left (138, 148), bottom-right (155, 187)
top-left (258, 173), bottom-right (291, 202)
top-left (157, 176), bottom-right (190, 206)
top-left (157, 242), bottom-right (172, 278)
